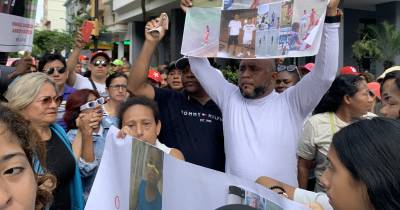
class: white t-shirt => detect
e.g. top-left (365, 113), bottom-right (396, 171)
top-left (73, 74), bottom-right (107, 97)
top-left (242, 24), bottom-right (256, 43)
top-left (189, 23), bottom-right (340, 186)
top-left (228, 20), bottom-right (242, 36)
top-left (155, 139), bottom-right (172, 154)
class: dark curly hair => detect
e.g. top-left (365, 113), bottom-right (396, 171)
top-left (0, 104), bottom-right (55, 210)
top-left (313, 75), bottom-right (364, 115)
top-left (38, 53), bottom-right (66, 72)
top-left (64, 89), bottom-right (100, 130)
top-left (117, 96), bottom-right (160, 128)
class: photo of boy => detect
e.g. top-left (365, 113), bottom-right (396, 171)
top-left (239, 18), bottom-right (256, 57)
top-left (228, 14), bottom-right (242, 55)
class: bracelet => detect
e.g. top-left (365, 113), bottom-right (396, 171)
top-left (325, 15), bottom-right (341, 23)
top-left (270, 186), bottom-right (289, 198)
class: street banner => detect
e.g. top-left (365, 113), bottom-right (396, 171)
top-left (85, 127), bottom-right (310, 210)
top-left (181, 0), bottom-right (329, 59)
top-left (0, 0), bottom-right (38, 52)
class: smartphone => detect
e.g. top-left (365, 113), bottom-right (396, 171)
top-left (81, 21), bottom-right (94, 43)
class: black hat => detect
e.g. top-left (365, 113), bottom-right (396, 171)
top-left (175, 56), bottom-right (189, 70)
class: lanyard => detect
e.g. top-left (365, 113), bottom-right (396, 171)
top-left (329, 112), bottom-right (337, 135)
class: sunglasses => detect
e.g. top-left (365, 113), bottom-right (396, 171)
top-left (80, 97), bottom-right (106, 111)
top-left (92, 60), bottom-right (108, 67)
top-left (44, 67), bottom-right (66, 75)
top-left (277, 65), bottom-right (302, 79)
top-left (38, 96), bottom-right (63, 106)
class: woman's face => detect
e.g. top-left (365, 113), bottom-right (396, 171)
top-left (107, 77), bottom-right (128, 103)
top-left (21, 83), bottom-right (60, 126)
top-left (380, 79), bottom-right (400, 119)
top-left (0, 125), bottom-right (37, 210)
top-left (81, 94), bottom-right (103, 115)
top-left (320, 148), bottom-right (372, 210)
top-left (122, 105), bottom-right (160, 145)
top-left (346, 81), bottom-right (374, 118)
top-left (42, 60), bottom-right (67, 87)
top-left (275, 71), bottom-right (298, 93)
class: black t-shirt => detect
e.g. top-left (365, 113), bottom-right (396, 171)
top-left (46, 130), bottom-right (76, 210)
top-left (155, 87), bottom-right (225, 172)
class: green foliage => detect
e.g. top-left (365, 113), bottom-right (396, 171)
top-left (368, 21), bottom-right (400, 69)
top-left (352, 35), bottom-right (381, 60)
top-left (221, 65), bottom-right (238, 84)
top-left (32, 30), bottom-right (74, 57)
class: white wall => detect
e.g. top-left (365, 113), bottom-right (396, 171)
top-left (47, 0), bottom-right (67, 31)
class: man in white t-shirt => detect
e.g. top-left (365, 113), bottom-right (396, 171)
top-left (240, 19), bottom-right (256, 57)
top-left (227, 14), bottom-right (242, 56)
top-left (181, 0), bottom-right (341, 187)
top-left (67, 51), bottom-right (110, 97)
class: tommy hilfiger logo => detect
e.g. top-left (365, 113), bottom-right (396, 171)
top-left (181, 110), bottom-right (223, 122)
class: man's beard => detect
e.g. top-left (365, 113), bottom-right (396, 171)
top-left (240, 86), bottom-right (266, 99)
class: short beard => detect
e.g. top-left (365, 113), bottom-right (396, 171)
top-left (240, 86), bottom-right (267, 99)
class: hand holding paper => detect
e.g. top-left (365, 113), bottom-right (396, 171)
top-left (145, 13), bottom-right (169, 43)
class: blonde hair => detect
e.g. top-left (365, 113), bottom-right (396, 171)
top-left (5, 72), bottom-right (56, 111)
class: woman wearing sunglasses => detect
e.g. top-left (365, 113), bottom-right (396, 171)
top-left (274, 64), bottom-right (302, 93)
top-left (38, 53), bottom-right (76, 131)
top-left (5, 72), bottom-right (84, 210)
top-left (297, 75), bottom-right (374, 193)
top-left (64, 89), bottom-right (108, 201)
top-left (257, 117), bottom-right (400, 210)
top-left (0, 105), bottom-right (56, 210)
top-left (103, 72), bottom-right (129, 128)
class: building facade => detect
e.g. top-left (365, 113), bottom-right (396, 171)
top-left (41, 0), bottom-right (67, 31)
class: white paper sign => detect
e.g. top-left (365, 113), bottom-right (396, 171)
top-left (86, 126), bottom-right (310, 210)
top-left (181, 0), bottom-right (329, 59)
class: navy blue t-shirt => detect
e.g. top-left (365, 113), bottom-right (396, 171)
top-left (155, 87), bottom-right (225, 172)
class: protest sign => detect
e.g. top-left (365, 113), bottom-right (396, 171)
top-left (86, 126), bottom-right (310, 210)
top-left (0, 0), bottom-right (37, 52)
top-left (181, 0), bottom-right (329, 59)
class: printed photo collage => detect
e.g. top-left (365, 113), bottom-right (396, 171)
top-left (219, 0), bottom-right (326, 58)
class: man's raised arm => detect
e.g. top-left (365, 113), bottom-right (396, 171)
top-left (66, 32), bottom-right (86, 87)
top-left (127, 14), bottom-right (168, 99)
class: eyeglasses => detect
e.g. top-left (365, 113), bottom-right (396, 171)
top-left (80, 97), bottom-right (106, 111)
top-left (92, 60), bottom-right (108, 67)
top-left (38, 96), bottom-right (63, 106)
top-left (146, 163), bottom-right (160, 176)
top-left (277, 65), bottom-right (302, 79)
top-left (109, 84), bottom-right (127, 90)
top-left (43, 67), bottom-right (66, 75)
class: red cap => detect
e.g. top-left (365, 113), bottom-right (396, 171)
top-left (340, 66), bottom-right (360, 76)
top-left (148, 68), bottom-right (162, 83)
top-left (303, 63), bottom-right (314, 72)
top-left (90, 51), bottom-right (110, 63)
top-left (368, 82), bottom-right (381, 100)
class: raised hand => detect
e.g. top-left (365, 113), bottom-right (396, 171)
top-left (327, 0), bottom-right (341, 16)
top-left (180, 0), bottom-right (193, 13)
top-left (145, 13), bottom-right (169, 43)
top-left (73, 31), bottom-right (87, 49)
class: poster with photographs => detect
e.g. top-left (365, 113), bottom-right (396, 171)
top-left (181, 0), bottom-right (328, 59)
top-left (129, 140), bottom-right (164, 210)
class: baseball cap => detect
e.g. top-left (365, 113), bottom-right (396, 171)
top-left (377, 66), bottom-right (400, 82)
top-left (368, 82), bottom-right (381, 100)
top-left (90, 51), bottom-right (111, 63)
top-left (340, 66), bottom-right (360, 76)
top-left (148, 68), bottom-right (162, 83)
top-left (112, 59), bottom-right (124, 66)
top-left (175, 56), bottom-right (189, 70)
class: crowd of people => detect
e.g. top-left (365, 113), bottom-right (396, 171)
top-left (0, 0), bottom-right (399, 209)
